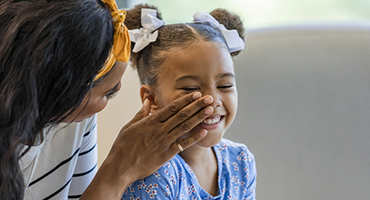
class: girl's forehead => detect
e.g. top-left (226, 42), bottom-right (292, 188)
top-left (163, 40), bottom-right (229, 62)
top-left (158, 42), bottom-right (234, 78)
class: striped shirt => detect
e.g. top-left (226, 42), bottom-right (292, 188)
top-left (20, 115), bottom-right (98, 200)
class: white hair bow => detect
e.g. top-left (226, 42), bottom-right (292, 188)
top-left (193, 12), bottom-right (245, 53)
top-left (128, 9), bottom-right (165, 53)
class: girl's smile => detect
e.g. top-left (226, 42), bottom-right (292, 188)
top-left (198, 115), bottom-right (224, 130)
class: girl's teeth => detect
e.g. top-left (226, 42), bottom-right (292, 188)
top-left (201, 116), bottom-right (221, 125)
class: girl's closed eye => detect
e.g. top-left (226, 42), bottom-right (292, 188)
top-left (218, 84), bottom-right (234, 89)
top-left (180, 87), bottom-right (199, 92)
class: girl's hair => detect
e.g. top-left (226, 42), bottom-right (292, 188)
top-left (0, 0), bottom-right (113, 199)
top-left (125, 4), bottom-right (245, 86)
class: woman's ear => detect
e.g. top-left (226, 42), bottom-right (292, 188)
top-left (140, 85), bottom-right (159, 114)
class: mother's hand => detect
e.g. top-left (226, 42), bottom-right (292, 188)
top-left (81, 92), bottom-right (213, 200)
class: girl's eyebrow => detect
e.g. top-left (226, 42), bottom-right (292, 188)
top-left (175, 73), bottom-right (235, 83)
top-left (218, 72), bottom-right (235, 79)
top-left (175, 75), bottom-right (199, 83)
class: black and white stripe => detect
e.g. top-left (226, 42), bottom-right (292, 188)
top-left (22, 115), bottom-right (99, 200)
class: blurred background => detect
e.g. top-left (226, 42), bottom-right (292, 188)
top-left (98, 0), bottom-right (370, 199)
top-left (117, 0), bottom-right (370, 28)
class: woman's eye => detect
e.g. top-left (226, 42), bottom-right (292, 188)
top-left (105, 88), bottom-right (119, 99)
top-left (105, 92), bottom-right (117, 99)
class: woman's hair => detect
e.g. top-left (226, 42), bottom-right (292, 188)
top-left (0, 0), bottom-right (113, 198)
top-left (125, 4), bottom-right (245, 86)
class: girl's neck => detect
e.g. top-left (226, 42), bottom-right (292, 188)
top-left (179, 145), bottom-right (219, 196)
top-left (179, 145), bottom-right (213, 166)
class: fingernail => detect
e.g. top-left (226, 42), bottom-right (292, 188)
top-left (204, 106), bottom-right (213, 115)
top-left (143, 98), bottom-right (149, 105)
top-left (200, 130), bottom-right (208, 137)
top-left (192, 92), bottom-right (201, 99)
top-left (204, 96), bottom-right (213, 104)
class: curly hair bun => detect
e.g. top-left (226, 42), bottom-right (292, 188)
top-left (125, 4), bottom-right (163, 68)
top-left (125, 4), bottom-right (162, 30)
top-left (210, 9), bottom-right (245, 56)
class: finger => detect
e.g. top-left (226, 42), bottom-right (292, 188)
top-left (168, 105), bottom-right (213, 139)
top-left (124, 99), bottom-right (151, 127)
top-left (163, 96), bottom-right (214, 134)
top-left (171, 129), bottom-right (208, 153)
top-left (153, 92), bottom-right (204, 122)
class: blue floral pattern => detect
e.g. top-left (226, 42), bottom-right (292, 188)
top-left (122, 138), bottom-right (256, 200)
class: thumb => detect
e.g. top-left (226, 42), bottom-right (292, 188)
top-left (126, 99), bottom-right (151, 126)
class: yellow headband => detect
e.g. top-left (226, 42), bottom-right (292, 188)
top-left (94, 0), bottom-right (131, 81)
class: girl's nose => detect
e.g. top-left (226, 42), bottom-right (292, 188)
top-left (205, 91), bottom-right (222, 109)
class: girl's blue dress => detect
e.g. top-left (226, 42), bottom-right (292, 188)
top-left (122, 138), bottom-right (256, 200)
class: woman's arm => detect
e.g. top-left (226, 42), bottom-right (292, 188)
top-left (67, 116), bottom-right (98, 198)
top-left (81, 92), bottom-right (213, 200)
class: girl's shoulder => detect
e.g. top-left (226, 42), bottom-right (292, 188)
top-left (214, 138), bottom-right (255, 166)
top-left (215, 138), bottom-right (253, 155)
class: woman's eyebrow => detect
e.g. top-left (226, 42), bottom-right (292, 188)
top-left (106, 81), bottom-right (120, 93)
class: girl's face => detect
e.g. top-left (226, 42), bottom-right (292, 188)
top-left (63, 61), bottom-right (127, 122)
top-left (144, 41), bottom-right (237, 148)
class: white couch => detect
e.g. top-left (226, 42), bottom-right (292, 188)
top-left (225, 21), bottom-right (370, 199)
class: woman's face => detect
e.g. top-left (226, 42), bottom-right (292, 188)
top-left (63, 61), bottom-right (127, 122)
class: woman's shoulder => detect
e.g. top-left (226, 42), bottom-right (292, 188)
top-left (48, 114), bottom-right (97, 138)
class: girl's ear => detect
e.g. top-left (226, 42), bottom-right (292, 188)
top-left (140, 85), bottom-right (159, 114)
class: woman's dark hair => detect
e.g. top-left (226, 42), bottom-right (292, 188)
top-left (125, 4), bottom-right (245, 86)
top-left (0, 0), bottom-right (113, 198)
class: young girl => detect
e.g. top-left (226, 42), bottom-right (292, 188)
top-left (122, 4), bottom-right (256, 199)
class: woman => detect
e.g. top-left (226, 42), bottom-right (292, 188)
top-left (0, 0), bottom-right (214, 199)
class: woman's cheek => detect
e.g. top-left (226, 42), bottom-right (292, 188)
top-left (85, 97), bottom-right (108, 116)
top-left (96, 97), bottom-right (109, 113)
